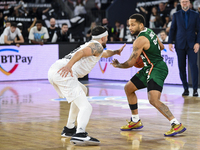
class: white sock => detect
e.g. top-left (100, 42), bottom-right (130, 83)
top-left (66, 102), bottom-right (79, 129)
top-left (170, 118), bottom-right (180, 125)
top-left (132, 114), bottom-right (140, 123)
top-left (73, 95), bottom-right (92, 133)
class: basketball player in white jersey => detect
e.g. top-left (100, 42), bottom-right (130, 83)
top-left (48, 26), bottom-right (126, 146)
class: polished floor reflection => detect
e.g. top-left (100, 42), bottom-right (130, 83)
top-left (0, 79), bottom-right (200, 150)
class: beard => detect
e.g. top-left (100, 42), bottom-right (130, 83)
top-left (131, 30), bottom-right (140, 36)
top-left (102, 43), bottom-right (106, 49)
top-left (50, 24), bottom-right (55, 28)
top-left (182, 6), bottom-right (189, 11)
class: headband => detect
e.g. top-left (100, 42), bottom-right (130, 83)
top-left (92, 31), bottom-right (108, 39)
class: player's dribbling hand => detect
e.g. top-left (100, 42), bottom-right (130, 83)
top-left (117, 43), bottom-right (126, 55)
top-left (111, 59), bottom-right (120, 68)
top-left (57, 66), bottom-right (73, 77)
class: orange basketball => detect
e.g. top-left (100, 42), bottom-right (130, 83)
top-left (134, 56), bottom-right (144, 68)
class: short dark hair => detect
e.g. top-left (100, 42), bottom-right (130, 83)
top-left (91, 26), bottom-right (107, 36)
top-left (129, 13), bottom-right (145, 26)
top-left (11, 22), bottom-right (17, 27)
top-left (36, 20), bottom-right (43, 25)
top-left (62, 23), bottom-right (68, 27)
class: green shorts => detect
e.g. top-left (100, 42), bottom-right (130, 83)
top-left (132, 61), bottom-right (168, 88)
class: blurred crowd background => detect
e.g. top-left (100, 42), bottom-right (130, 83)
top-left (0, 0), bottom-right (199, 45)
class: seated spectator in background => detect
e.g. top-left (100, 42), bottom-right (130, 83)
top-left (86, 21), bottom-right (96, 41)
top-left (14, 0), bottom-right (28, 17)
top-left (110, 20), bottom-right (121, 42)
top-left (149, 6), bottom-right (158, 28)
top-left (51, 23), bottom-right (72, 43)
top-left (101, 18), bottom-right (111, 41)
top-left (158, 2), bottom-right (169, 28)
top-left (47, 18), bottom-right (60, 42)
top-left (2, 4), bottom-right (14, 19)
top-left (74, 0), bottom-right (87, 16)
top-left (0, 22), bottom-right (24, 47)
top-left (16, 22), bottom-right (29, 43)
top-left (170, 1), bottom-right (178, 18)
top-left (119, 19), bottom-right (135, 42)
top-left (163, 15), bottom-right (170, 28)
top-left (159, 30), bottom-right (168, 42)
top-left (28, 20), bottom-right (49, 45)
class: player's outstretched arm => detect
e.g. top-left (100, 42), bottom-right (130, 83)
top-left (101, 43), bottom-right (126, 58)
top-left (111, 37), bottom-right (145, 68)
top-left (58, 42), bottom-right (103, 77)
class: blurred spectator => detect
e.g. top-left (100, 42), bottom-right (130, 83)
top-left (154, 15), bottom-right (163, 28)
top-left (194, 0), bottom-right (200, 11)
top-left (51, 23), bottom-right (72, 42)
top-left (28, 7), bottom-right (42, 20)
top-left (74, 0), bottom-right (87, 16)
top-left (47, 18), bottom-right (60, 42)
top-left (28, 20), bottom-right (49, 45)
top-left (158, 2), bottom-right (170, 27)
top-left (119, 19), bottom-right (134, 42)
top-left (101, 18), bottom-right (111, 41)
top-left (159, 30), bottom-right (168, 42)
top-left (170, 1), bottom-right (178, 18)
top-left (110, 21), bottom-right (121, 42)
top-left (14, 0), bottom-right (28, 17)
top-left (16, 22), bottom-right (29, 43)
top-left (0, 12), bottom-right (4, 34)
top-left (100, 0), bottom-right (112, 10)
top-left (149, 6), bottom-right (158, 28)
top-left (189, 2), bottom-right (195, 11)
top-left (198, 4), bottom-right (200, 15)
top-left (165, 16), bottom-right (172, 34)
top-left (2, 4), bottom-right (14, 19)
top-left (163, 16), bottom-right (170, 28)
top-left (86, 21), bottom-right (96, 41)
top-left (0, 22), bottom-right (24, 47)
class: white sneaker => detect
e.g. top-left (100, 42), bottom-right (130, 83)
top-left (70, 132), bottom-right (100, 146)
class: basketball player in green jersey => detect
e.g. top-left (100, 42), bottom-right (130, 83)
top-left (111, 14), bottom-right (186, 136)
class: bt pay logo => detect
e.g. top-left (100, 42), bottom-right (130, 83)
top-left (0, 48), bottom-right (33, 76)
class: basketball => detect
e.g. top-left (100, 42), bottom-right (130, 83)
top-left (134, 56), bottom-right (144, 68)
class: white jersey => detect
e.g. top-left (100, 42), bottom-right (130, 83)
top-left (64, 40), bottom-right (103, 78)
top-left (0, 27), bottom-right (22, 44)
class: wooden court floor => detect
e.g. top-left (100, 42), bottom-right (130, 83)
top-left (0, 79), bottom-right (200, 150)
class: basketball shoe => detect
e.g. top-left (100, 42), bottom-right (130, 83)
top-left (164, 123), bottom-right (186, 136)
top-left (61, 126), bottom-right (76, 137)
top-left (70, 132), bottom-right (100, 146)
top-left (120, 119), bottom-right (143, 131)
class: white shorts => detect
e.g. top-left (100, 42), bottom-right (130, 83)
top-left (48, 59), bottom-right (85, 103)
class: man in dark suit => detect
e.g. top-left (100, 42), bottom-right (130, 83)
top-left (168, 0), bottom-right (200, 97)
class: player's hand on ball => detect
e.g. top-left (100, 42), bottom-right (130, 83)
top-left (58, 66), bottom-right (73, 77)
top-left (111, 59), bottom-right (120, 68)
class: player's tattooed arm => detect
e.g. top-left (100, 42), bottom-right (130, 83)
top-left (111, 45), bottom-right (140, 68)
top-left (88, 43), bottom-right (103, 56)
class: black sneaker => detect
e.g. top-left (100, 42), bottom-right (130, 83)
top-left (70, 132), bottom-right (100, 146)
top-left (61, 126), bottom-right (76, 137)
top-left (193, 89), bottom-right (198, 97)
top-left (182, 89), bottom-right (189, 96)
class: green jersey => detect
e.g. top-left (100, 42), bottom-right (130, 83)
top-left (138, 28), bottom-right (163, 68)
top-left (134, 28), bottom-right (168, 87)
